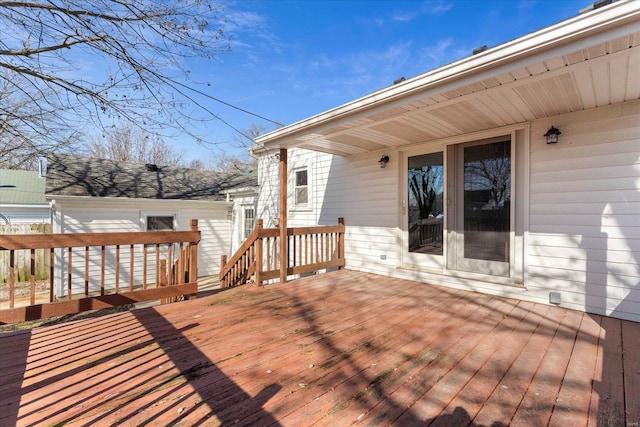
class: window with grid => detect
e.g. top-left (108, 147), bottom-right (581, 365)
top-left (243, 208), bottom-right (255, 239)
top-left (147, 215), bottom-right (175, 231)
top-left (294, 168), bottom-right (308, 206)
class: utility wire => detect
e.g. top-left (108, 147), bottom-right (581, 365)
top-left (172, 79), bottom-right (285, 127)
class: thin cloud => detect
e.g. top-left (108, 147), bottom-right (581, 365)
top-left (391, 0), bottom-right (453, 23)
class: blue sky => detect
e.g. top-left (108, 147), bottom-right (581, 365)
top-left (175, 0), bottom-right (594, 162)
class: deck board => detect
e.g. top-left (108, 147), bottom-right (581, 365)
top-left (0, 270), bottom-right (638, 426)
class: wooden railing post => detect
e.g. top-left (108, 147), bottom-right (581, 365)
top-left (188, 219), bottom-right (199, 297)
top-left (220, 254), bottom-right (227, 288)
top-left (255, 219), bottom-right (264, 286)
top-left (338, 217), bottom-right (345, 269)
top-left (279, 148), bottom-right (288, 284)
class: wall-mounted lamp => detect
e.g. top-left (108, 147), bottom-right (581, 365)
top-left (544, 126), bottom-right (561, 144)
top-left (378, 155), bottom-right (390, 168)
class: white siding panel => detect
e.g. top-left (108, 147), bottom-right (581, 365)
top-left (54, 200), bottom-right (232, 296)
top-left (179, 209), bottom-right (229, 277)
top-left (528, 100), bottom-right (640, 321)
top-left (529, 234), bottom-right (637, 253)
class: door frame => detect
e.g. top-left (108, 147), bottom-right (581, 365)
top-left (399, 124), bottom-right (530, 286)
top-left (401, 145), bottom-right (447, 272)
top-left (447, 134), bottom-right (515, 278)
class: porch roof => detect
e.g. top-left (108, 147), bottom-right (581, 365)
top-left (255, 0), bottom-right (640, 156)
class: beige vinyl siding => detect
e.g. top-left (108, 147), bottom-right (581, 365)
top-left (527, 100), bottom-right (640, 321)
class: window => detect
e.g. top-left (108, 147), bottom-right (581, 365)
top-left (243, 208), bottom-right (255, 239)
top-left (294, 168), bottom-right (308, 206)
top-left (147, 215), bottom-right (175, 231)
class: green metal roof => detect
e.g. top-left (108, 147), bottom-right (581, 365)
top-left (0, 169), bottom-right (47, 205)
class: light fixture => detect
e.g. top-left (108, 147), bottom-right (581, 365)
top-left (544, 126), bottom-right (561, 144)
top-left (378, 155), bottom-right (390, 168)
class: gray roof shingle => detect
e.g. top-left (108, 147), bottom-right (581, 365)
top-left (45, 154), bottom-right (257, 201)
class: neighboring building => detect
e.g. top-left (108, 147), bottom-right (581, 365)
top-left (0, 169), bottom-right (51, 225)
top-left (45, 154), bottom-right (257, 295)
top-left (254, 1), bottom-right (640, 322)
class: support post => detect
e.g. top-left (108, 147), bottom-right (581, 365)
top-left (188, 219), bottom-right (199, 298)
top-left (338, 217), bottom-right (345, 269)
top-left (255, 219), bottom-right (264, 286)
top-left (279, 148), bottom-right (288, 284)
top-left (220, 255), bottom-right (227, 288)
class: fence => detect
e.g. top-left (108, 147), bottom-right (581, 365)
top-left (0, 223), bottom-right (51, 283)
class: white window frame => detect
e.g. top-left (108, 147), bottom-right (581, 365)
top-left (243, 206), bottom-right (256, 239)
top-left (141, 212), bottom-right (177, 232)
top-left (292, 167), bottom-right (310, 209)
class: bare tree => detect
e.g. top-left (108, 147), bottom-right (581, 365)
top-left (85, 124), bottom-right (185, 166)
top-left (0, 0), bottom-right (229, 168)
top-left (0, 75), bottom-right (79, 169)
top-left (209, 123), bottom-right (269, 172)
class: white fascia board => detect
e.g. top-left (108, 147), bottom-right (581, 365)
top-left (255, 0), bottom-right (640, 146)
top-left (0, 203), bottom-right (51, 209)
top-left (47, 195), bottom-right (232, 209)
top-left (222, 186), bottom-right (259, 196)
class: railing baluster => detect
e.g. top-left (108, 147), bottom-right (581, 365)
top-left (68, 247), bottom-right (72, 300)
top-left (178, 243), bottom-right (184, 284)
top-left (143, 244), bottom-right (148, 289)
top-left (9, 250), bottom-right (15, 308)
top-left (167, 243), bottom-right (173, 285)
top-left (101, 246), bottom-right (106, 296)
top-left (85, 246), bottom-right (89, 296)
top-left (115, 245), bottom-right (120, 293)
top-left (157, 243), bottom-right (162, 287)
top-left (49, 248), bottom-right (54, 302)
top-left (129, 244), bottom-right (134, 291)
top-left (30, 249), bottom-right (36, 305)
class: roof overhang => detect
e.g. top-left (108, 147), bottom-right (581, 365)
top-left (255, 0), bottom-right (640, 156)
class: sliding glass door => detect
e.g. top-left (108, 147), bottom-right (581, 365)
top-left (404, 151), bottom-right (444, 269)
top-left (403, 135), bottom-right (513, 278)
top-left (449, 137), bottom-right (512, 276)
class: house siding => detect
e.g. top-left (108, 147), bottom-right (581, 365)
top-left (527, 100), bottom-right (640, 321)
top-left (257, 100), bottom-right (640, 322)
top-left (52, 199), bottom-right (231, 296)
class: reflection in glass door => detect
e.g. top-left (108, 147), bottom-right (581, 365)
top-left (407, 152), bottom-right (444, 256)
top-left (448, 137), bottom-right (512, 277)
top-left (462, 140), bottom-right (511, 263)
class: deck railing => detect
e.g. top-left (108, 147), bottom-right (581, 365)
top-left (0, 219), bottom-right (200, 323)
top-left (219, 218), bottom-right (345, 288)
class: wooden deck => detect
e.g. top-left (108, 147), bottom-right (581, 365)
top-left (1, 270), bottom-right (638, 426)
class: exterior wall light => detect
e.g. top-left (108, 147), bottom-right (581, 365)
top-left (378, 155), bottom-right (390, 168)
top-left (544, 126), bottom-right (561, 144)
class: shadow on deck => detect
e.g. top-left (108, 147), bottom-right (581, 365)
top-left (0, 270), bottom-right (638, 426)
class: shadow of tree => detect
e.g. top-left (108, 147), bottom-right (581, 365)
top-left (0, 301), bottom-right (282, 426)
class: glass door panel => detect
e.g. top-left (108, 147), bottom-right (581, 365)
top-left (448, 137), bottom-right (512, 277)
top-left (407, 152), bottom-right (444, 256)
top-left (463, 141), bottom-right (511, 263)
